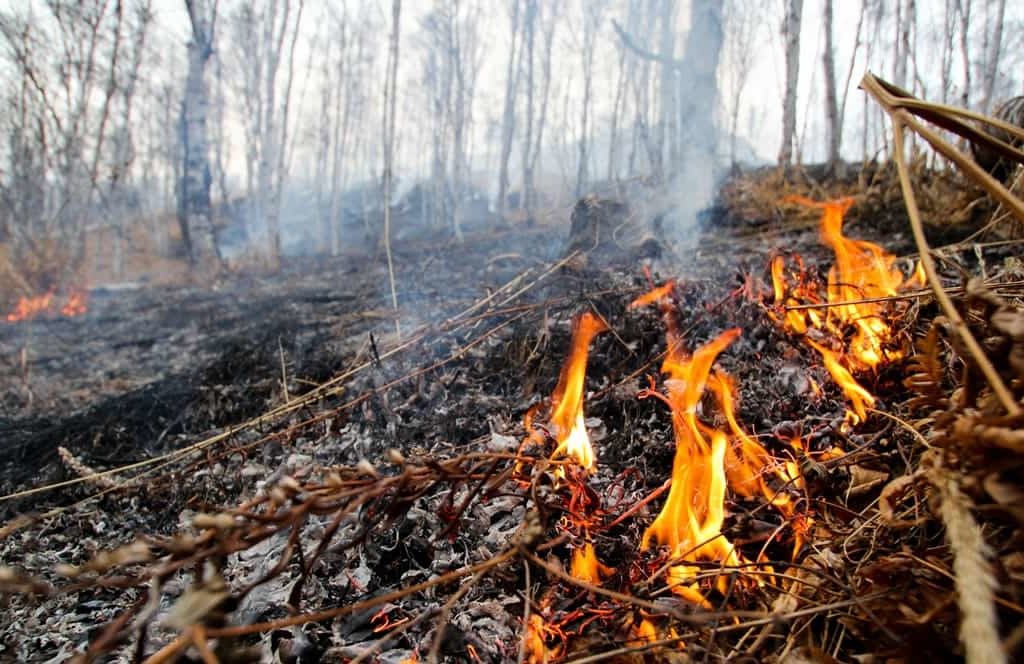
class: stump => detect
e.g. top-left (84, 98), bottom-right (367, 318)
top-left (563, 196), bottom-right (662, 268)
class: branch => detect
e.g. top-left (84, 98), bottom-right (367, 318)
top-left (611, 19), bottom-right (684, 71)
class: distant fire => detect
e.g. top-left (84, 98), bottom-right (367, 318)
top-left (6, 289), bottom-right (88, 323)
top-left (770, 198), bottom-right (921, 420)
top-left (6, 293), bottom-right (54, 323)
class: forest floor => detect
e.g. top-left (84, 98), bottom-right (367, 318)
top-left (1, 162), bottom-right (1021, 663)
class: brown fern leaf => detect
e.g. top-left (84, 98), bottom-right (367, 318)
top-left (904, 321), bottom-right (951, 412)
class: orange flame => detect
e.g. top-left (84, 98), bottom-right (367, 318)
top-left (569, 542), bottom-right (612, 585)
top-left (524, 613), bottom-right (564, 664)
top-left (641, 329), bottom-right (746, 596)
top-left (548, 312), bottom-right (608, 471)
top-left (772, 198), bottom-right (919, 418)
top-left (60, 290), bottom-right (88, 317)
top-left (6, 293), bottom-right (54, 322)
top-left (6, 289), bottom-right (88, 322)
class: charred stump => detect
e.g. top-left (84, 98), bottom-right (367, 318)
top-left (564, 196), bottom-right (662, 268)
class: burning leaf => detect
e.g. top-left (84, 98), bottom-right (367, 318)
top-left (548, 312), bottom-right (608, 471)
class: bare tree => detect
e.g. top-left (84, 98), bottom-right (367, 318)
top-left (496, 0), bottom-right (521, 214)
top-left (822, 0), bottom-right (840, 168)
top-left (526, 3), bottom-right (558, 207)
top-left (778, 0), bottom-right (803, 166)
top-left (0, 0), bottom-right (153, 289)
top-left (179, 0), bottom-right (222, 273)
top-left (575, 0), bottom-right (605, 198)
top-left (227, 0), bottom-right (305, 269)
top-left (979, 0), bottom-right (1007, 113)
top-left (723, 0), bottom-right (762, 168)
top-left (382, 0), bottom-right (401, 334)
top-left (957, 0), bottom-right (972, 109)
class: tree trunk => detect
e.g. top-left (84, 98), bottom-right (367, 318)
top-left (179, 0), bottom-right (221, 273)
top-left (679, 0), bottom-right (722, 167)
top-left (778, 0), bottom-right (803, 166)
top-left (496, 0), bottom-right (521, 214)
top-left (979, 0), bottom-right (1006, 114)
top-left (382, 0), bottom-right (402, 335)
top-left (822, 0), bottom-right (840, 168)
top-left (520, 0), bottom-right (536, 214)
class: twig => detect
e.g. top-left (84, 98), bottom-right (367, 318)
top-left (205, 548), bottom-right (517, 638)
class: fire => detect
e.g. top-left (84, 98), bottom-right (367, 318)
top-left (6, 289), bottom-right (88, 322)
top-left (569, 542), bottom-right (612, 585)
top-left (548, 312), bottom-right (608, 471)
top-left (641, 330), bottom-right (744, 573)
top-left (629, 283), bottom-right (807, 602)
top-left (61, 290), bottom-right (88, 317)
top-left (806, 339), bottom-right (875, 425)
top-left (771, 198), bottom-right (920, 417)
top-left (6, 293), bottom-right (54, 322)
top-left (524, 612), bottom-right (564, 664)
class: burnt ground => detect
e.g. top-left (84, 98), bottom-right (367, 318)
top-left (0, 177), bottom-right (1002, 662)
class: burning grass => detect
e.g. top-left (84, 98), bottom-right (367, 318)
top-left (3, 109), bottom-right (1024, 659)
top-left (3, 248), bottom-right (1008, 662)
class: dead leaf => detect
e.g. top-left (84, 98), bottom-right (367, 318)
top-left (847, 465), bottom-right (889, 498)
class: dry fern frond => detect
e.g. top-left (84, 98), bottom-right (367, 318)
top-left (905, 321), bottom-right (952, 413)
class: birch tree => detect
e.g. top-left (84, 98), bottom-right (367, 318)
top-left (778, 0), bottom-right (803, 166)
top-left (822, 0), bottom-right (840, 168)
top-left (382, 0), bottom-right (401, 333)
top-left (496, 0), bottom-right (521, 214)
top-left (227, 0), bottom-right (305, 269)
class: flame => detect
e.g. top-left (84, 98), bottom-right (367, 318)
top-left (806, 339), bottom-right (875, 426)
top-left (6, 293), bottom-right (54, 322)
top-left (548, 312), bottom-right (608, 471)
top-left (569, 542), bottom-right (612, 585)
top-left (771, 198), bottom-right (920, 418)
top-left (641, 329), bottom-right (746, 594)
top-left (60, 290), bottom-right (88, 317)
top-left (629, 280), bottom-right (675, 310)
top-left (524, 613), bottom-right (564, 664)
top-left (6, 289), bottom-right (88, 322)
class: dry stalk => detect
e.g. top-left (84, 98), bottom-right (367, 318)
top-left (861, 72), bottom-right (1021, 417)
top-left (931, 469), bottom-right (1005, 664)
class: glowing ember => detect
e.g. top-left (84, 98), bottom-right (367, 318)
top-left (569, 542), bottom-right (612, 585)
top-left (548, 312), bottom-right (608, 471)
